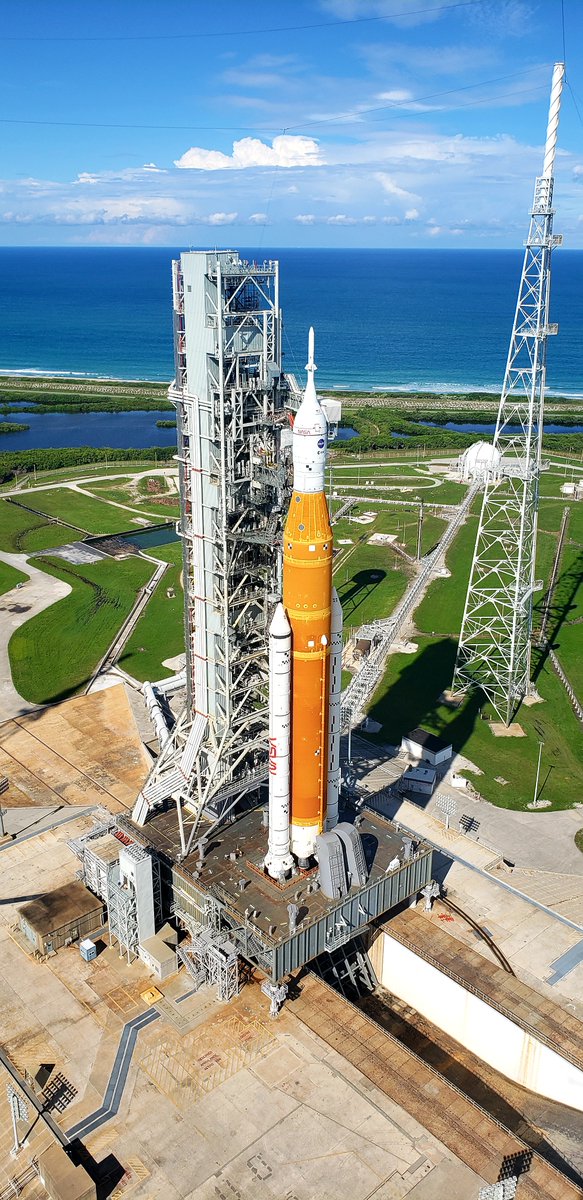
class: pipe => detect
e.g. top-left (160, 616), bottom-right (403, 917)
top-left (152, 670), bottom-right (186, 696)
top-left (142, 681), bottom-right (172, 747)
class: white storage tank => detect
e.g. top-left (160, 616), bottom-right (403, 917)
top-left (459, 441), bottom-right (501, 482)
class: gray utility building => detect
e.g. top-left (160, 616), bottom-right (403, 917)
top-left (18, 881), bottom-right (105, 956)
top-left (401, 727), bottom-right (453, 768)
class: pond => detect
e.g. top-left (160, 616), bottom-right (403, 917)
top-left (0, 409), bottom-right (177, 451)
top-left (119, 524), bottom-right (179, 550)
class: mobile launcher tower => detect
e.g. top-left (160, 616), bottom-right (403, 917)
top-left (133, 250), bottom-right (297, 834)
top-left (127, 250), bottom-right (431, 996)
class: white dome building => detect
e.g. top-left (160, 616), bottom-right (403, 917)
top-left (458, 440), bottom-right (502, 483)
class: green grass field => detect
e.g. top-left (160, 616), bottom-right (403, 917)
top-left (550, 544), bottom-right (583, 698)
top-left (333, 504), bottom-right (447, 559)
top-left (0, 499), bottom-right (74, 553)
top-left (0, 461), bottom-right (166, 489)
top-left (86, 474), bottom-right (181, 521)
top-left (366, 633), bottom-right (582, 810)
top-left (19, 489), bottom-right (155, 535)
top-left (119, 543), bottom-right (185, 681)
top-left (334, 543), bottom-right (409, 632)
top-left (360, 493), bottom-right (583, 810)
top-left (414, 516), bottom-right (479, 636)
top-left (9, 554), bottom-right (153, 704)
top-left (0, 560), bottom-right (27, 595)
top-left (332, 479), bottom-right (468, 506)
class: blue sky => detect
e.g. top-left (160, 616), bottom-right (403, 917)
top-left (1, 0), bottom-right (582, 247)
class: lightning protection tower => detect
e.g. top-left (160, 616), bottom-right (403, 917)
top-left (453, 63), bottom-right (564, 726)
top-left (133, 251), bottom-right (297, 842)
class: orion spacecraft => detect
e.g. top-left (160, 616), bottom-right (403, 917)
top-left (265, 329), bottom-right (343, 878)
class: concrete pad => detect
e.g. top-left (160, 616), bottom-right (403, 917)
top-left (0, 685), bottom-right (150, 813)
top-left (35, 542), bottom-right (107, 564)
top-left (0, 810), bottom-right (489, 1198)
top-left (490, 722), bottom-right (526, 737)
top-left (407, 1159), bottom-right (485, 1197)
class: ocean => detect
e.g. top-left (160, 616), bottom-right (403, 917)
top-left (0, 246), bottom-right (582, 397)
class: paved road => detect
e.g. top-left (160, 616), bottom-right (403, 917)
top-left (66, 1009), bottom-right (159, 1141)
top-left (65, 984), bottom-right (200, 1142)
top-left (0, 551), bottom-right (71, 722)
top-left (1, 466), bottom-right (176, 500)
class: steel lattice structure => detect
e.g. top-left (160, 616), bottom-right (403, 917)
top-left (133, 251), bottom-right (297, 840)
top-left (453, 63), bottom-right (564, 726)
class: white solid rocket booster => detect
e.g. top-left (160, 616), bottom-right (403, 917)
top-left (326, 586), bottom-right (342, 830)
top-left (265, 602), bottom-right (294, 879)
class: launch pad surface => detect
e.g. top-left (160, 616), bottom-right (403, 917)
top-left (128, 805), bottom-right (433, 982)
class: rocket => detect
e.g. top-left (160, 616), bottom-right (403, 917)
top-left (265, 329), bottom-right (342, 877)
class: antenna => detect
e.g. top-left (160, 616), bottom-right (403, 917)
top-left (453, 62), bottom-right (565, 724)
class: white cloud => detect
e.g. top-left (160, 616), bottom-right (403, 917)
top-left (375, 172), bottom-right (421, 202)
top-left (295, 213), bottom-right (316, 224)
top-left (221, 70), bottom-right (287, 89)
top-left (248, 212), bottom-right (269, 224)
top-left (405, 208), bottom-right (420, 220)
top-left (58, 196), bottom-right (188, 225)
top-left (320, 0), bottom-right (454, 27)
top-left (428, 224), bottom-right (443, 236)
top-left (174, 134), bottom-right (322, 171)
top-left (327, 214), bottom-right (358, 225)
top-left (375, 88), bottom-right (440, 113)
top-left (204, 212), bottom-right (238, 225)
top-left (76, 165), bottom-right (168, 185)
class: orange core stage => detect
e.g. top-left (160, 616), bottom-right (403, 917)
top-left (283, 489), bottom-right (333, 849)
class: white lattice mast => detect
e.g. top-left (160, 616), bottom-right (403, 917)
top-left (453, 63), bottom-right (564, 726)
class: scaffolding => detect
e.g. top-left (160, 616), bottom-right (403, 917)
top-left (133, 251), bottom-right (298, 839)
top-left (453, 64), bottom-right (564, 724)
top-left (176, 923), bottom-right (239, 1002)
top-left (107, 876), bottom-right (138, 963)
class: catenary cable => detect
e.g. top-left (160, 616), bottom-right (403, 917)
top-left (0, 1), bottom-right (481, 42)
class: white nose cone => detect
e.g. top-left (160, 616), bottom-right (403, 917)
top-left (292, 327), bottom-right (328, 494)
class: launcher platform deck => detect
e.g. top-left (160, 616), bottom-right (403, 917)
top-left (128, 804), bottom-right (433, 981)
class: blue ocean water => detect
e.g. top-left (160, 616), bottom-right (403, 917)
top-left (0, 247), bottom-right (581, 396)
